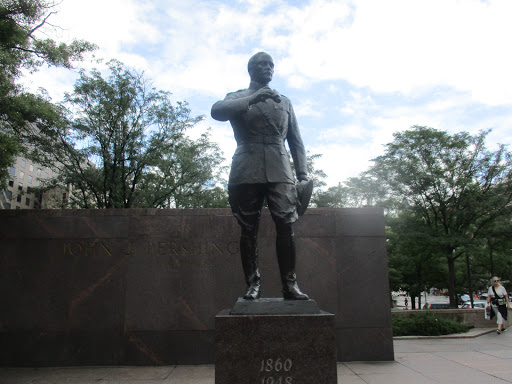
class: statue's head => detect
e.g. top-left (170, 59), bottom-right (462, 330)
top-left (248, 52), bottom-right (274, 85)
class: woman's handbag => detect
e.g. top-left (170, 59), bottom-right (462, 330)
top-left (485, 305), bottom-right (491, 320)
top-left (492, 286), bottom-right (507, 306)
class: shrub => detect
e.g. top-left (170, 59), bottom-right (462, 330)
top-left (392, 313), bottom-right (469, 336)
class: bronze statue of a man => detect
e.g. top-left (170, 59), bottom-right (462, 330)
top-left (211, 52), bottom-right (311, 300)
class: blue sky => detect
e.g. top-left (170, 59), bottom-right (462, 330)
top-left (25, 0), bottom-right (512, 187)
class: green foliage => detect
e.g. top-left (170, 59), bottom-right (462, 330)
top-left (289, 151), bottom-right (327, 200)
top-left (392, 314), bottom-right (469, 336)
top-left (313, 182), bottom-right (348, 208)
top-left (0, 131), bottom-right (21, 189)
top-left (321, 126), bottom-right (512, 306)
top-left (387, 211), bottom-right (447, 307)
top-left (474, 215), bottom-right (512, 280)
top-left (49, 60), bottom-right (226, 209)
top-left (305, 152), bottom-right (327, 189)
top-left (0, 0), bottom-right (95, 77)
top-left (0, 0), bottom-right (96, 169)
top-left (313, 175), bottom-right (388, 208)
top-left (368, 126), bottom-right (512, 307)
top-left (131, 128), bottom-right (229, 208)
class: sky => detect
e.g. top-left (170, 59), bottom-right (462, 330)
top-left (24, 0), bottom-right (512, 188)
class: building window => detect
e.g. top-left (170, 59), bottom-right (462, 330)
top-left (25, 197), bottom-right (30, 206)
top-left (6, 190), bottom-right (12, 199)
top-left (8, 179), bottom-right (14, 187)
top-left (29, 164), bottom-right (34, 172)
top-left (36, 180), bottom-right (41, 186)
top-left (9, 167), bottom-right (15, 175)
top-left (27, 175), bottom-right (32, 184)
top-left (4, 203), bottom-right (11, 209)
top-left (37, 169), bottom-right (42, 176)
top-left (20, 159), bottom-right (26, 168)
top-left (44, 172), bottom-right (49, 179)
top-left (16, 194), bottom-right (22, 203)
top-left (16, 206), bottom-right (20, 209)
top-left (19, 171), bottom-right (24, 180)
top-left (18, 183), bottom-right (23, 191)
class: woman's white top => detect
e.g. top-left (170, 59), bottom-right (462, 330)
top-left (488, 285), bottom-right (507, 298)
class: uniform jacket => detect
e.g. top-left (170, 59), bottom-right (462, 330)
top-left (211, 83), bottom-right (307, 185)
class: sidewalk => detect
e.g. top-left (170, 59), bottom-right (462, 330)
top-left (1, 329), bottom-right (511, 384)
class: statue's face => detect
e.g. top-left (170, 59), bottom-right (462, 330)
top-left (250, 54), bottom-right (274, 84)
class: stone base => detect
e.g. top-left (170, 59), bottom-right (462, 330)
top-left (215, 309), bottom-right (337, 384)
top-left (231, 298), bottom-right (321, 315)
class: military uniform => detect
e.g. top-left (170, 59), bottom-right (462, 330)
top-left (211, 81), bottom-right (309, 300)
top-left (216, 83), bottom-right (307, 186)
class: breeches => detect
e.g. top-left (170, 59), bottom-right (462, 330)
top-left (228, 183), bottom-right (298, 236)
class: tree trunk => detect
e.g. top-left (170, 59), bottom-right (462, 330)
top-left (489, 241), bottom-right (495, 277)
top-left (465, 253), bottom-right (474, 308)
top-left (410, 295), bottom-right (416, 309)
top-left (447, 257), bottom-right (457, 308)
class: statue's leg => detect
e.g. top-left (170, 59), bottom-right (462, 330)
top-left (267, 182), bottom-right (308, 300)
top-left (275, 223), bottom-right (309, 300)
top-left (240, 228), bottom-right (260, 299)
top-left (228, 184), bottom-right (264, 300)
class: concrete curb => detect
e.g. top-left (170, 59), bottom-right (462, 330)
top-left (393, 328), bottom-right (496, 340)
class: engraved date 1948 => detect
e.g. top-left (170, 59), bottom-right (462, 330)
top-left (259, 358), bottom-right (293, 384)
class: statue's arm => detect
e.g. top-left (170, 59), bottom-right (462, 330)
top-left (286, 102), bottom-right (308, 181)
top-left (211, 93), bottom-right (250, 122)
top-left (211, 87), bottom-right (279, 122)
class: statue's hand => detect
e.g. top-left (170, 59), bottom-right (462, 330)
top-left (248, 87), bottom-right (280, 106)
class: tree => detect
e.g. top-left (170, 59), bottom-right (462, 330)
top-left (387, 211), bottom-right (447, 309)
top-left (0, 0), bottom-right (96, 174)
top-left (0, 131), bottom-right (21, 189)
top-left (130, 131), bottom-right (229, 209)
top-left (312, 182), bottom-right (350, 208)
top-left (464, 215), bottom-right (512, 298)
top-left (305, 152), bottom-right (327, 190)
top-left (290, 151), bottom-right (326, 187)
top-left (47, 60), bottom-right (226, 208)
top-left (368, 126), bottom-right (512, 307)
top-left (313, 174), bottom-right (388, 208)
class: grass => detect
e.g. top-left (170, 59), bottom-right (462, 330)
top-left (392, 313), bottom-right (469, 336)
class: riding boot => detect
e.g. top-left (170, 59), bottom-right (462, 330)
top-left (240, 234), bottom-right (261, 299)
top-left (276, 234), bottom-right (308, 300)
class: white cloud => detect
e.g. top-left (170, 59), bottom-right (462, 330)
top-left (274, 0), bottom-right (512, 105)
top-left (34, 0), bottom-right (512, 107)
top-left (52, 0), bottom-right (161, 55)
top-left (310, 142), bottom-right (376, 187)
top-left (17, 0), bottom-right (512, 189)
top-left (293, 98), bottom-right (323, 118)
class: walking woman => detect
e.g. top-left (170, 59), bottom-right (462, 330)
top-left (487, 277), bottom-right (511, 334)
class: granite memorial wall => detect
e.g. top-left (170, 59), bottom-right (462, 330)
top-left (0, 208), bottom-right (393, 366)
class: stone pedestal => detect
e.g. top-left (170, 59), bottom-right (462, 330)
top-left (215, 299), bottom-right (337, 384)
top-left (231, 297), bottom-right (321, 315)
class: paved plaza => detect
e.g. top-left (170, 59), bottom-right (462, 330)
top-left (1, 328), bottom-right (511, 384)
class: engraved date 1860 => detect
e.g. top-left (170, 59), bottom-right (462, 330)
top-left (259, 358), bottom-right (293, 384)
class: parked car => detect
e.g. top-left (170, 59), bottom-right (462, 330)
top-left (479, 293), bottom-right (488, 300)
top-left (423, 302), bottom-right (451, 309)
top-left (460, 301), bottom-right (487, 309)
top-left (457, 294), bottom-right (470, 305)
top-left (460, 294), bottom-right (470, 302)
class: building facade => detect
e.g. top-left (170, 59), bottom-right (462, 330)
top-left (1, 156), bottom-right (69, 210)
